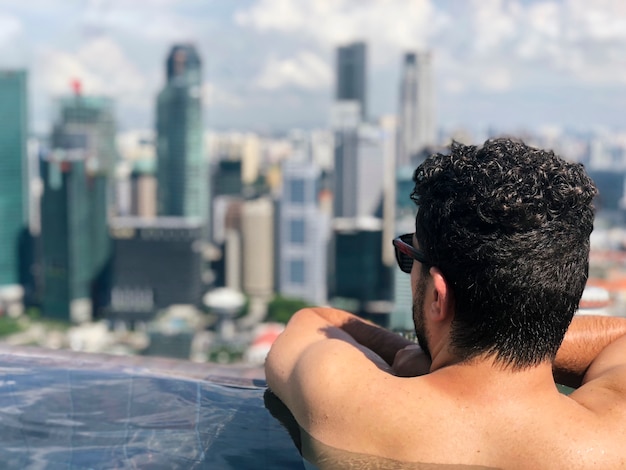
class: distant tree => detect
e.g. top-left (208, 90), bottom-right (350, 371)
top-left (0, 316), bottom-right (24, 337)
top-left (266, 295), bottom-right (311, 324)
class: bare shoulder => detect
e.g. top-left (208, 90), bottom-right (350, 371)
top-left (571, 334), bottom-right (626, 423)
top-left (557, 341), bottom-right (626, 467)
top-left (570, 366), bottom-right (626, 421)
top-left (287, 337), bottom-right (400, 427)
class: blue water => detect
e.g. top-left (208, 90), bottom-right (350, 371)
top-left (0, 353), bottom-right (304, 469)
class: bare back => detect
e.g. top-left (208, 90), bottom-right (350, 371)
top-left (266, 311), bottom-right (626, 469)
top-left (288, 341), bottom-right (626, 469)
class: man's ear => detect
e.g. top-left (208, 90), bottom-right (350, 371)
top-left (428, 267), bottom-right (454, 323)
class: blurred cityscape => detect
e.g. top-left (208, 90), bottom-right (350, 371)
top-left (0, 38), bottom-right (625, 366)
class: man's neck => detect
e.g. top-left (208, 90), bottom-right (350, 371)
top-left (429, 354), bottom-right (558, 396)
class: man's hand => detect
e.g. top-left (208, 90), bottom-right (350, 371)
top-left (392, 344), bottom-right (431, 377)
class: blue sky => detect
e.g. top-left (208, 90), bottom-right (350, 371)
top-left (0, 0), bottom-right (625, 135)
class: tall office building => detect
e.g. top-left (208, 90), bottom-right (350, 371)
top-left (330, 218), bottom-right (392, 319)
top-left (156, 44), bottom-right (207, 223)
top-left (213, 160), bottom-right (243, 197)
top-left (336, 41), bottom-right (367, 120)
top-left (51, 94), bottom-right (117, 175)
top-left (333, 124), bottom-right (385, 219)
top-left (397, 52), bottom-right (436, 168)
top-left (106, 217), bottom-right (204, 323)
top-left (380, 115), bottom-right (398, 268)
top-left (40, 157), bottom-right (110, 322)
top-left (0, 71), bottom-right (28, 288)
top-left (279, 161), bottom-right (329, 305)
top-left (241, 197), bottom-right (274, 298)
top-left (40, 94), bottom-right (115, 322)
top-left (131, 160), bottom-right (157, 218)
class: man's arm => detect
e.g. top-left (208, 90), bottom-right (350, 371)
top-left (311, 307), bottom-right (416, 365)
top-left (265, 307), bottom-right (429, 423)
top-left (553, 315), bottom-right (626, 388)
top-left (309, 308), bottom-right (432, 376)
top-left (265, 307), bottom-right (402, 431)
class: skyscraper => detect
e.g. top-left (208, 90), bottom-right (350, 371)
top-left (330, 218), bottom-right (392, 319)
top-left (336, 41), bottom-right (367, 120)
top-left (40, 93), bottom-right (115, 322)
top-left (0, 71), bottom-right (28, 287)
top-left (333, 124), bottom-right (385, 219)
top-left (241, 197), bottom-right (274, 299)
top-left (279, 160), bottom-right (329, 305)
top-left (156, 44), bottom-right (207, 223)
top-left (397, 52), bottom-right (436, 168)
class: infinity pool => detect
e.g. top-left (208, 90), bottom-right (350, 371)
top-left (0, 345), bottom-right (304, 469)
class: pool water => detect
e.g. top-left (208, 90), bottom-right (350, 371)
top-left (0, 345), bottom-right (575, 469)
top-left (0, 346), bottom-right (304, 469)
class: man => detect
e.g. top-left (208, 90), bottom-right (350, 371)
top-left (265, 138), bottom-right (626, 468)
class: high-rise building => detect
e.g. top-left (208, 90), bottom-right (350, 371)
top-left (40, 93), bottom-right (115, 322)
top-left (106, 217), bottom-right (205, 323)
top-left (380, 115), bottom-right (398, 268)
top-left (0, 71), bottom-right (28, 288)
top-left (336, 42), bottom-right (367, 120)
top-left (131, 160), bottom-right (157, 218)
top-left (51, 94), bottom-right (117, 175)
top-left (156, 44), bottom-right (207, 223)
top-left (279, 161), bottom-right (329, 305)
top-left (333, 124), bottom-right (385, 219)
top-left (241, 197), bottom-right (274, 298)
top-left (40, 156), bottom-right (110, 322)
top-left (213, 160), bottom-right (243, 197)
top-left (397, 52), bottom-right (436, 168)
top-left (330, 218), bottom-right (392, 318)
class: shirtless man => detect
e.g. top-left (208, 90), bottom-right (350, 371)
top-left (265, 138), bottom-right (626, 469)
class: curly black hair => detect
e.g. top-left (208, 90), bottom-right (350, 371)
top-left (411, 138), bottom-right (598, 369)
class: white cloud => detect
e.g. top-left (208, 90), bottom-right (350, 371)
top-left (526, 2), bottom-right (561, 39)
top-left (255, 51), bottom-right (332, 90)
top-left (564, 0), bottom-right (626, 42)
top-left (235, 0), bottom-right (443, 56)
top-left (480, 67), bottom-right (513, 92)
top-left (81, 0), bottom-right (199, 42)
top-left (441, 77), bottom-right (466, 95)
top-left (0, 14), bottom-right (22, 45)
top-left (434, 0), bottom-right (626, 96)
top-left (469, 0), bottom-right (520, 55)
top-left (203, 82), bottom-right (243, 108)
top-left (8, 0), bottom-right (626, 131)
top-left (38, 37), bottom-right (147, 99)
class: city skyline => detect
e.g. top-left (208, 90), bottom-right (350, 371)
top-left (0, 0), bottom-right (624, 136)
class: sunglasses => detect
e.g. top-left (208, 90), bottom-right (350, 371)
top-left (392, 233), bottom-right (430, 273)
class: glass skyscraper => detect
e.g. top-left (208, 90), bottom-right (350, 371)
top-left (0, 71), bottom-right (27, 287)
top-left (156, 44), bottom-right (207, 223)
top-left (41, 94), bottom-right (114, 322)
top-left (336, 42), bottom-right (367, 120)
top-left (397, 51), bottom-right (436, 168)
top-left (333, 125), bottom-right (385, 219)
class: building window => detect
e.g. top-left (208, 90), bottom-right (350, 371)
top-left (289, 259), bottom-right (306, 285)
top-left (289, 218), bottom-right (306, 244)
top-left (289, 178), bottom-right (306, 204)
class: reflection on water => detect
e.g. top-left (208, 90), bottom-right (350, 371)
top-left (300, 430), bottom-right (500, 470)
top-left (0, 352), bottom-right (304, 469)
